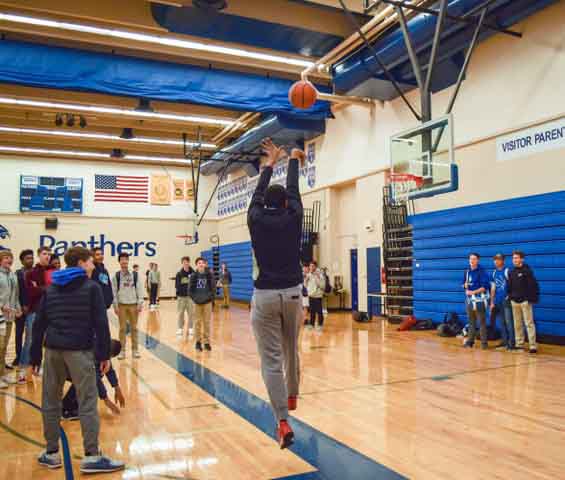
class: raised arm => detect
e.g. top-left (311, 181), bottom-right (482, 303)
top-left (247, 138), bottom-right (284, 226)
top-left (286, 148), bottom-right (305, 218)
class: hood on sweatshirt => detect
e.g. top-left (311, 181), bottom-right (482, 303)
top-left (51, 267), bottom-right (87, 286)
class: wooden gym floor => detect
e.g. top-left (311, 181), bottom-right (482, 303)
top-left (1, 302), bottom-right (565, 479)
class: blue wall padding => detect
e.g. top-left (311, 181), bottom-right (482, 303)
top-left (410, 189), bottom-right (565, 338)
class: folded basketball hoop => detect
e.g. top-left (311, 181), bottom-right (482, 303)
top-left (390, 173), bottom-right (424, 204)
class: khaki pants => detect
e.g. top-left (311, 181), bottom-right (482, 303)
top-left (118, 304), bottom-right (139, 353)
top-left (177, 296), bottom-right (193, 330)
top-left (512, 301), bottom-right (537, 349)
top-left (194, 303), bottom-right (212, 344)
top-left (42, 349), bottom-right (99, 456)
top-left (223, 285), bottom-right (231, 307)
top-left (0, 322), bottom-right (13, 378)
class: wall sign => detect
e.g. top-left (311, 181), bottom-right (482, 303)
top-left (20, 175), bottom-right (83, 213)
top-left (496, 117), bottom-right (565, 162)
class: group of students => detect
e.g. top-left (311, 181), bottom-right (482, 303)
top-left (463, 250), bottom-right (540, 353)
top-left (0, 245), bottom-right (126, 473)
top-left (301, 261), bottom-right (328, 331)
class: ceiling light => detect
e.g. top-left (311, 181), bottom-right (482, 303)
top-left (0, 144), bottom-right (192, 164)
top-left (0, 13), bottom-right (315, 68)
top-left (0, 125), bottom-right (217, 149)
top-left (0, 145), bottom-right (108, 158)
top-left (0, 96), bottom-right (234, 126)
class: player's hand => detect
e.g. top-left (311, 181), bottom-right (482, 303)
top-left (100, 360), bottom-right (111, 375)
top-left (104, 397), bottom-right (120, 415)
top-left (261, 138), bottom-right (285, 167)
top-left (115, 386), bottom-right (126, 408)
top-left (1, 305), bottom-right (10, 314)
top-left (290, 148), bottom-right (306, 167)
top-left (137, 304), bottom-right (143, 313)
top-left (490, 302), bottom-right (495, 310)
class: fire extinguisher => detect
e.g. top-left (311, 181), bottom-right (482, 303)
top-left (381, 267), bottom-right (387, 286)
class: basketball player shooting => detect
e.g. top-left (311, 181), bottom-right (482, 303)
top-left (248, 138), bottom-right (305, 449)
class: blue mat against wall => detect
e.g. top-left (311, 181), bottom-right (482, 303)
top-left (410, 190), bottom-right (565, 338)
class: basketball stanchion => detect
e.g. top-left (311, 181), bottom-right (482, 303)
top-left (60, 426), bottom-right (75, 480)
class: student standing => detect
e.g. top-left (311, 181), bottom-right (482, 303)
top-left (508, 250), bottom-right (539, 354)
top-left (175, 256), bottom-right (194, 337)
top-left (30, 246), bottom-right (124, 473)
top-left (112, 253), bottom-right (144, 359)
top-left (463, 253), bottom-right (491, 350)
top-left (306, 261), bottom-right (325, 331)
top-left (12, 249), bottom-right (33, 368)
top-left (0, 250), bottom-right (21, 388)
top-left (91, 247), bottom-right (113, 309)
top-left (21, 246), bottom-right (53, 383)
top-left (302, 265), bottom-right (310, 323)
top-left (219, 263), bottom-right (233, 309)
top-left (148, 263), bottom-right (161, 310)
top-left (248, 139), bottom-right (305, 449)
top-left (189, 257), bottom-right (215, 352)
top-left (490, 254), bottom-right (514, 351)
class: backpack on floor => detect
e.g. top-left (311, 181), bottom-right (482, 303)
top-left (397, 315), bottom-right (417, 331)
top-left (437, 312), bottom-right (462, 337)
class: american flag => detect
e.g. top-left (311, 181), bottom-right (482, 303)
top-left (94, 175), bottom-right (149, 203)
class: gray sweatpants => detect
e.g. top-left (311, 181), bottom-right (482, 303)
top-left (42, 348), bottom-right (100, 456)
top-left (251, 285), bottom-right (302, 422)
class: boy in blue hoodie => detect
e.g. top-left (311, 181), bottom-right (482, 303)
top-left (30, 246), bottom-right (124, 474)
top-left (490, 254), bottom-right (514, 351)
top-left (463, 253), bottom-right (491, 350)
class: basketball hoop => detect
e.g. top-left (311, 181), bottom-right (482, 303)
top-left (389, 173), bottom-right (424, 204)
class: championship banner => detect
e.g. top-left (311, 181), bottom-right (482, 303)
top-left (173, 179), bottom-right (185, 201)
top-left (186, 180), bottom-right (195, 201)
top-left (151, 175), bottom-right (171, 205)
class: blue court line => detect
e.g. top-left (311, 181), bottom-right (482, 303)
top-left (138, 330), bottom-right (406, 480)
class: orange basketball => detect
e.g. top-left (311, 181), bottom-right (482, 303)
top-left (288, 80), bottom-right (318, 109)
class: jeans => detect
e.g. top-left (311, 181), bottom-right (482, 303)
top-left (13, 315), bottom-right (25, 365)
top-left (492, 299), bottom-right (514, 347)
top-left (309, 297), bottom-right (324, 327)
top-left (19, 313), bottom-right (35, 367)
top-left (149, 283), bottom-right (159, 305)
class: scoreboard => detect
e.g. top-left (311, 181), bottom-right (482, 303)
top-left (20, 175), bottom-right (83, 213)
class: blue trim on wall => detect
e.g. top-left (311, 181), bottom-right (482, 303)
top-left (410, 189), bottom-right (565, 338)
top-left (138, 329), bottom-right (406, 480)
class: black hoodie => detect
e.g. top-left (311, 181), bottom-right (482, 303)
top-left (175, 266), bottom-right (194, 297)
top-left (508, 263), bottom-right (539, 304)
top-left (91, 262), bottom-right (114, 308)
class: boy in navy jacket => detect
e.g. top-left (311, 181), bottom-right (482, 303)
top-left (463, 253), bottom-right (491, 349)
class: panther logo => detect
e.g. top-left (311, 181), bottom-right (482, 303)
top-left (0, 224), bottom-right (10, 251)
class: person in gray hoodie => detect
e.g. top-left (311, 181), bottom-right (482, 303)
top-left (0, 250), bottom-right (21, 388)
top-left (112, 253), bottom-right (144, 360)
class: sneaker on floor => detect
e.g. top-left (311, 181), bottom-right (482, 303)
top-left (133, 351), bottom-right (141, 359)
top-left (176, 328), bottom-right (183, 337)
top-left (495, 343), bottom-right (507, 350)
top-left (315, 325), bottom-right (323, 332)
top-left (118, 352), bottom-right (126, 361)
top-left (38, 451), bottom-right (62, 469)
top-left (463, 342), bottom-right (474, 349)
top-left (5, 363), bottom-right (14, 371)
top-left (277, 420), bottom-right (294, 450)
top-left (62, 410), bottom-right (79, 421)
top-left (288, 396), bottom-right (297, 411)
top-left (0, 379), bottom-right (8, 389)
top-left (529, 347), bottom-right (538, 354)
top-left (80, 454), bottom-right (125, 474)
top-left (1, 375), bottom-right (17, 385)
top-left (195, 341), bottom-right (203, 352)
top-left (189, 328), bottom-right (194, 337)
top-left (306, 325), bottom-right (313, 331)
top-left (481, 343), bottom-right (488, 350)
top-left (204, 343), bottom-right (212, 351)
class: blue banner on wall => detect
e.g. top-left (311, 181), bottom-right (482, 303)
top-left (20, 175), bottom-right (83, 213)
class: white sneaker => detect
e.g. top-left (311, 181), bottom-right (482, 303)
top-left (0, 379), bottom-right (8, 389)
top-left (176, 329), bottom-right (183, 336)
top-left (315, 325), bottom-right (323, 332)
top-left (189, 328), bottom-right (194, 337)
top-left (133, 351), bottom-right (141, 359)
top-left (323, 309), bottom-right (328, 315)
top-left (1, 375), bottom-right (17, 385)
top-left (118, 352), bottom-right (126, 360)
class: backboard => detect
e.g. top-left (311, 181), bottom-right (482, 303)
top-left (390, 114), bottom-right (458, 202)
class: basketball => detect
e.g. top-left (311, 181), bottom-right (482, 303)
top-left (288, 80), bottom-right (318, 109)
